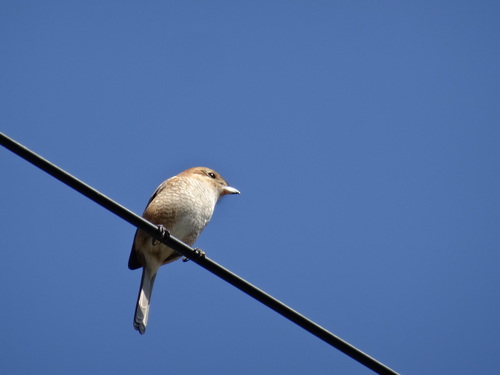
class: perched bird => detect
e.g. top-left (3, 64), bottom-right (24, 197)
top-left (128, 167), bottom-right (240, 334)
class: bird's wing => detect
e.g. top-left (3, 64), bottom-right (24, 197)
top-left (128, 179), bottom-right (170, 270)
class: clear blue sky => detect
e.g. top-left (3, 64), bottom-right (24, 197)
top-left (1, 2), bottom-right (499, 374)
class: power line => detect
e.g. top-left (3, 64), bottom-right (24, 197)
top-left (0, 132), bottom-right (400, 375)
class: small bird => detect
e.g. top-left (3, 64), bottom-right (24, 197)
top-left (128, 167), bottom-right (240, 334)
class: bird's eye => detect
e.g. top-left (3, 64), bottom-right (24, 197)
top-left (208, 172), bottom-right (216, 179)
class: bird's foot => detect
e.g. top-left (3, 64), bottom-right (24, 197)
top-left (182, 248), bottom-right (206, 262)
top-left (152, 225), bottom-right (169, 246)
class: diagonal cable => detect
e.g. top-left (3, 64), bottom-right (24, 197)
top-left (0, 132), bottom-right (399, 375)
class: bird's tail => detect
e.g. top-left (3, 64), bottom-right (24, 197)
top-left (133, 267), bottom-right (157, 334)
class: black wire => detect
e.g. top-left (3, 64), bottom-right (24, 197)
top-left (0, 132), bottom-right (400, 375)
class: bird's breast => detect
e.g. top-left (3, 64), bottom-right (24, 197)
top-left (142, 176), bottom-right (219, 246)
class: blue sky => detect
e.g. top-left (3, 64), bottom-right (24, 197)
top-left (1, 1), bottom-right (499, 374)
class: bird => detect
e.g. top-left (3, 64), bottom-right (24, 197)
top-left (128, 167), bottom-right (240, 334)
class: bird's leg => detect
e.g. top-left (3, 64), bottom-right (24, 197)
top-left (182, 248), bottom-right (206, 262)
top-left (152, 224), bottom-right (169, 246)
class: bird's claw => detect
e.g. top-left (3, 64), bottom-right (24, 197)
top-left (182, 248), bottom-right (206, 262)
top-left (152, 225), bottom-right (169, 246)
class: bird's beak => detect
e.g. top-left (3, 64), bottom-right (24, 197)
top-left (222, 186), bottom-right (240, 195)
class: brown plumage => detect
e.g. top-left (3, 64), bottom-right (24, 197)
top-left (128, 167), bottom-right (240, 334)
